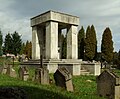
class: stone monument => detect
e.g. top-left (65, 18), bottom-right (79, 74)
top-left (30, 10), bottom-right (81, 75)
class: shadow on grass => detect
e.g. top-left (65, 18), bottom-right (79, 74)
top-left (0, 85), bottom-right (72, 99)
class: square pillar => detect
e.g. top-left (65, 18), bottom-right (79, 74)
top-left (32, 26), bottom-right (40, 59)
top-left (67, 25), bottom-right (78, 59)
top-left (46, 21), bottom-right (58, 59)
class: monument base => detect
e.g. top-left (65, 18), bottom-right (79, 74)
top-left (21, 59), bottom-right (82, 76)
top-left (21, 59), bottom-right (101, 76)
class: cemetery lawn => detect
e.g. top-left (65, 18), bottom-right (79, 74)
top-left (0, 74), bottom-right (105, 99)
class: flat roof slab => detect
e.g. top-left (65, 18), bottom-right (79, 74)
top-left (31, 10), bottom-right (79, 27)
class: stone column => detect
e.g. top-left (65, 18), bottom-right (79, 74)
top-left (67, 25), bottom-right (78, 59)
top-left (46, 21), bottom-right (58, 59)
top-left (32, 26), bottom-right (40, 59)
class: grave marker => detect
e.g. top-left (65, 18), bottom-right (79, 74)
top-left (54, 67), bottom-right (74, 92)
top-left (18, 66), bottom-right (29, 81)
top-left (6, 65), bottom-right (17, 78)
top-left (34, 68), bottom-right (49, 85)
top-left (97, 70), bottom-right (120, 99)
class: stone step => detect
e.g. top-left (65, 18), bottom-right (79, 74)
top-left (80, 69), bottom-right (90, 75)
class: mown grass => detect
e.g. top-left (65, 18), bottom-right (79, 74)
top-left (0, 74), bottom-right (106, 99)
top-left (0, 58), bottom-right (109, 99)
top-left (1, 58), bottom-right (120, 99)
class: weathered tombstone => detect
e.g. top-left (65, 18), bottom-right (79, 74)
top-left (0, 63), bottom-right (8, 74)
top-left (34, 68), bottom-right (49, 85)
top-left (54, 67), bottom-right (74, 92)
top-left (18, 66), bottom-right (29, 81)
top-left (6, 65), bottom-right (17, 78)
top-left (97, 70), bottom-right (120, 99)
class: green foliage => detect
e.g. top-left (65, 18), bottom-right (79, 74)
top-left (12, 31), bottom-right (22, 56)
top-left (3, 33), bottom-right (13, 54)
top-left (118, 50), bottom-right (120, 61)
top-left (20, 43), bottom-right (26, 55)
top-left (101, 27), bottom-right (114, 63)
top-left (78, 26), bottom-right (85, 59)
top-left (0, 30), bottom-right (3, 56)
top-left (3, 32), bottom-right (22, 56)
top-left (0, 74), bottom-right (105, 99)
top-left (85, 25), bottom-right (97, 61)
top-left (25, 40), bottom-right (32, 59)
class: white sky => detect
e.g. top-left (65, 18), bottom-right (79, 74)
top-left (0, 0), bottom-right (120, 51)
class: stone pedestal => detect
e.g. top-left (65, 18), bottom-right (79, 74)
top-left (81, 63), bottom-right (101, 76)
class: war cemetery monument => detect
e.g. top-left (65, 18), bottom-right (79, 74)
top-left (21, 10), bottom-right (101, 76)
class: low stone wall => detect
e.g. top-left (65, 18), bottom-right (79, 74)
top-left (58, 63), bottom-right (81, 75)
top-left (81, 63), bottom-right (101, 76)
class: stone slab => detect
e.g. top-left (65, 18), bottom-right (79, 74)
top-left (31, 10), bottom-right (79, 27)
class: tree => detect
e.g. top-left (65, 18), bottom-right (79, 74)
top-left (78, 26), bottom-right (85, 59)
top-left (3, 33), bottom-right (13, 54)
top-left (85, 25), bottom-right (97, 61)
top-left (25, 41), bottom-right (32, 59)
top-left (0, 30), bottom-right (3, 56)
top-left (20, 43), bottom-right (26, 55)
top-left (91, 25), bottom-right (97, 60)
top-left (11, 31), bottom-right (22, 56)
top-left (118, 50), bottom-right (120, 61)
top-left (101, 27), bottom-right (114, 63)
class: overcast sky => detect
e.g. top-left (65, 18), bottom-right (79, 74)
top-left (0, 0), bottom-right (120, 52)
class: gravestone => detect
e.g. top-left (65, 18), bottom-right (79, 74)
top-left (34, 68), bottom-right (49, 85)
top-left (54, 67), bottom-right (74, 92)
top-left (0, 63), bottom-right (8, 74)
top-left (6, 65), bottom-right (17, 78)
top-left (97, 70), bottom-right (120, 99)
top-left (18, 66), bottom-right (29, 81)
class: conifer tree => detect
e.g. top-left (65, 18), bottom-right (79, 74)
top-left (101, 27), bottom-right (114, 63)
top-left (25, 41), bottom-right (32, 59)
top-left (3, 33), bottom-right (13, 54)
top-left (20, 43), bottom-right (26, 55)
top-left (85, 25), bottom-right (97, 61)
top-left (91, 25), bottom-right (97, 60)
top-left (12, 31), bottom-right (22, 56)
top-left (0, 30), bottom-right (3, 56)
top-left (78, 26), bottom-right (85, 59)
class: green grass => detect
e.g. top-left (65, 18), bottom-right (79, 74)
top-left (0, 74), bottom-right (105, 99)
top-left (0, 58), bottom-right (107, 99)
